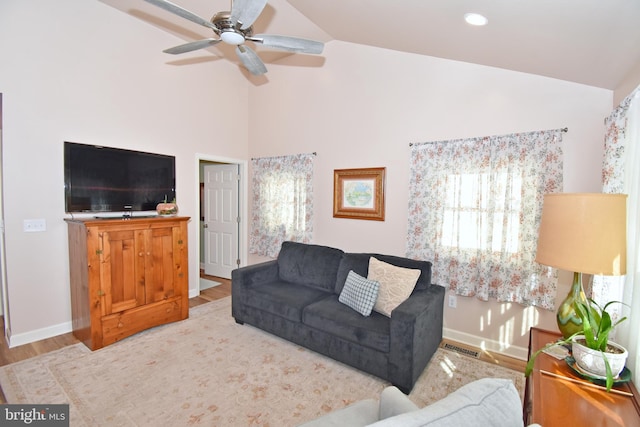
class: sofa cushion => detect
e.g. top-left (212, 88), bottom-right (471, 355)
top-left (368, 258), bottom-right (421, 317)
top-left (303, 296), bottom-right (390, 352)
top-left (278, 241), bottom-right (345, 292)
top-left (367, 378), bottom-right (524, 427)
top-left (244, 280), bottom-right (332, 322)
top-left (378, 386), bottom-right (420, 420)
top-left (339, 271), bottom-right (380, 316)
top-left (336, 253), bottom-right (432, 295)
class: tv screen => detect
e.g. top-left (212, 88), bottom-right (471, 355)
top-left (64, 142), bottom-right (176, 213)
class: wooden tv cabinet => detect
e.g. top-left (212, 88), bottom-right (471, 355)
top-left (65, 216), bottom-right (190, 350)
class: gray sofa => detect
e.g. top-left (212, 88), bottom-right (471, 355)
top-left (231, 241), bottom-right (445, 392)
top-left (298, 378), bottom-right (528, 427)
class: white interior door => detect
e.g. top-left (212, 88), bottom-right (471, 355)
top-left (203, 164), bottom-right (239, 279)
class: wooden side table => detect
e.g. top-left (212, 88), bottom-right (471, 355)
top-left (524, 327), bottom-right (640, 426)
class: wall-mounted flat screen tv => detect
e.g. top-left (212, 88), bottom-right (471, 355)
top-left (64, 141), bottom-right (176, 213)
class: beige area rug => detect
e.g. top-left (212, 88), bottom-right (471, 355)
top-left (0, 297), bottom-right (524, 426)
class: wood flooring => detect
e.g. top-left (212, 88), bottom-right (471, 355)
top-left (0, 274), bottom-right (524, 403)
top-left (0, 273), bottom-right (231, 368)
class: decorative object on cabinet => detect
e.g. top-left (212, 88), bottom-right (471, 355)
top-left (529, 193), bottom-right (629, 390)
top-left (526, 298), bottom-right (629, 391)
top-left (524, 328), bottom-right (640, 426)
top-left (156, 196), bottom-right (178, 216)
top-left (535, 193), bottom-right (627, 339)
top-left (333, 167), bottom-right (386, 221)
top-left (65, 216), bottom-right (190, 350)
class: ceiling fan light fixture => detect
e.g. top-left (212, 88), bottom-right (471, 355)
top-left (145, 0), bottom-right (324, 76)
top-left (464, 13), bottom-right (488, 26)
top-left (220, 31), bottom-right (245, 45)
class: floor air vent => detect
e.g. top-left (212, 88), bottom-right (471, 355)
top-left (443, 343), bottom-right (481, 359)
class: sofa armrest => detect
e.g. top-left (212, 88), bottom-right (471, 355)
top-left (297, 387), bottom-right (417, 427)
top-left (231, 260), bottom-right (279, 321)
top-left (378, 386), bottom-right (419, 420)
top-left (388, 285), bottom-right (445, 392)
top-left (297, 399), bottom-right (380, 427)
top-left (232, 260), bottom-right (279, 288)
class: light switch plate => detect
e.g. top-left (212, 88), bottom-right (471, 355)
top-left (23, 219), bottom-right (46, 232)
top-left (448, 294), bottom-right (457, 308)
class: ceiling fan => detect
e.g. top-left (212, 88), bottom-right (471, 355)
top-left (144, 0), bottom-right (324, 75)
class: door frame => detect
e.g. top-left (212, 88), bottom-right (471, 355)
top-left (0, 93), bottom-right (9, 344)
top-left (195, 153), bottom-right (248, 293)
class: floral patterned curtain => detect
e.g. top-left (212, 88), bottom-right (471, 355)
top-left (249, 153), bottom-right (314, 258)
top-left (593, 86), bottom-right (640, 337)
top-left (407, 129), bottom-right (564, 309)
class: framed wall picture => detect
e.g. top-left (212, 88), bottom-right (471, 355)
top-left (333, 167), bottom-right (386, 221)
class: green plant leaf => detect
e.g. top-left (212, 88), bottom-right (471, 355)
top-left (596, 311), bottom-right (612, 351)
top-left (602, 351), bottom-right (614, 391)
top-left (574, 301), bottom-right (596, 347)
top-left (525, 338), bottom-right (574, 377)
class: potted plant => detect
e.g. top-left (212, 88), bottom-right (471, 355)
top-left (525, 298), bottom-right (628, 391)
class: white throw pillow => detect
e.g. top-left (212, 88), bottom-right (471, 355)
top-left (367, 257), bottom-right (421, 317)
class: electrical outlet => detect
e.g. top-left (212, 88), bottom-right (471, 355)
top-left (448, 294), bottom-right (457, 308)
top-left (23, 219), bottom-right (46, 232)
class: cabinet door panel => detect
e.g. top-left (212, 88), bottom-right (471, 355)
top-left (145, 226), bottom-right (177, 303)
top-left (101, 230), bottom-right (145, 314)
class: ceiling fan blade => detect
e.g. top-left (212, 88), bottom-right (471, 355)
top-left (230, 0), bottom-right (268, 30)
top-left (144, 0), bottom-right (217, 31)
top-left (163, 38), bottom-right (221, 54)
top-left (251, 34), bottom-right (324, 54)
top-left (236, 45), bottom-right (267, 75)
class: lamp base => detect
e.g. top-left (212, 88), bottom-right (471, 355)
top-left (556, 271), bottom-right (588, 339)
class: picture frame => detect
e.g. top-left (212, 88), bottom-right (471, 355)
top-left (333, 167), bottom-right (386, 221)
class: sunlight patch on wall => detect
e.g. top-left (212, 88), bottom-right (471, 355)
top-left (498, 316), bottom-right (516, 350)
top-left (480, 308), bottom-right (493, 333)
top-left (521, 305), bottom-right (540, 338)
top-left (500, 302), bottom-right (512, 315)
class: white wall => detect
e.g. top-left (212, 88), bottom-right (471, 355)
top-left (0, 0), bottom-right (249, 344)
top-left (248, 41), bottom-right (613, 358)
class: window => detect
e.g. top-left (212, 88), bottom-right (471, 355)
top-left (249, 153), bottom-right (314, 258)
top-left (441, 172), bottom-right (522, 253)
top-left (407, 130), bottom-right (563, 309)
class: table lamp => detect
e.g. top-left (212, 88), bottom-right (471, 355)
top-left (535, 193), bottom-right (627, 338)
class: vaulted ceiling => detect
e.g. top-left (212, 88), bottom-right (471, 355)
top-left (101, 0), bottom-right (640, 90)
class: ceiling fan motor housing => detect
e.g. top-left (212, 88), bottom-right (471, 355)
top-left (212, 11), bottom-right (252, 45)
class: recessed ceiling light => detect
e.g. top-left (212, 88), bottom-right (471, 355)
top-left (464, 13), bottom-right (488, 26)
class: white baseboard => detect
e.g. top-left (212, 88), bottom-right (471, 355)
top-left (443, 327), bottom-right (529, 361)
top-left (8, 321), bottom-right (73, 348)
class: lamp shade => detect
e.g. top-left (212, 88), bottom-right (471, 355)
top-left (536, 193), bottom-right (627, 276)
